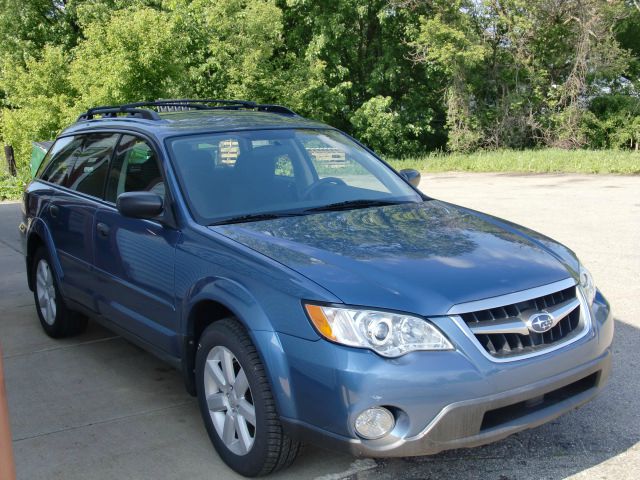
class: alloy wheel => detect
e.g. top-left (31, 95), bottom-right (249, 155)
top-left (203, 345), bottom-right (257, 455)
top-left (36, 259), bottom-right (56, 326)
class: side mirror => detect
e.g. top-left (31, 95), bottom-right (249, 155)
top-left (399, 169), bottom-right (421, 188)
top-left (116, 192), bottom-right (164, 219)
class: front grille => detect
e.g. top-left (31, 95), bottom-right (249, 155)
top-left (480, 372), bottom-right (599, 431)
top-left (461, 286), bottom-right (582, 358)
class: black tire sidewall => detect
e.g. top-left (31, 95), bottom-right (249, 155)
top-left (195, 321), bottom-right (274, 477)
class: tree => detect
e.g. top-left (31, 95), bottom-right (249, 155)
top-left (0, 0), bottom-right (638, 173)
top-left (0, 45), bottom-right (75, 170)
top-left (0, 0), bottom-right (78, 62)
top-left (280, 0), bottom-right (446, 155)
top-left (405, 0), bottom-right (632, 151)
top-left (70, 7), bottom-right (188, 107)
top-left (178, 0), bottom-right (291, 102)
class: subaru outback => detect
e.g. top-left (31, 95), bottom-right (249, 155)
top-left (20, 100), bottom-right (613, 477)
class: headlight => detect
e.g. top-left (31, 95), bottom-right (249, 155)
top-left (304, 304), bottom-right (453, 357)
top-left (579, 264), bottom-right (596, 305)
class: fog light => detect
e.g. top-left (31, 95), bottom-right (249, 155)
top-left (354, 407), bottom-right (395, 440)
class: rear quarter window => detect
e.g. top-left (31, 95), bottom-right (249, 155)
top-left (67, 134), bottom-right (119, 198)
top-left (38, 136), bottom-right (84, 185)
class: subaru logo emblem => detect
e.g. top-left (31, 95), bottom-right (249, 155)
top-left (528, 312), bottom-right (554, 334)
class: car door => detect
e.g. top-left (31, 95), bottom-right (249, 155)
top-left (39, 133), bottom-right (118, 309)
top-left (93, 134), bottom-right (179, 355)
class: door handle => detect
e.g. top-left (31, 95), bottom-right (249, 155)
top-left (96, 222), bottom-right (110, 238)
top-left (49, 204), bottom-right (59, 218)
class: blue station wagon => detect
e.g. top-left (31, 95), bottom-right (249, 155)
top-left (20, 100), bottom-right (613, 477)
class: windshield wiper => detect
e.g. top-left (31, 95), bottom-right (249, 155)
top-left (210, 199), bottom-right (415, 225)
top-left (303, 199), bottom-right (413, 213)
top-left (209, 211), bottom-right (303, 226)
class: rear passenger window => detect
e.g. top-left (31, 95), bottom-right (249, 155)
top-left (67, 134), bottom-right (118, 198)
top-left (40, 136), bottom-right (84, 186)
top-left (105, 135), bottom-right (164, 203)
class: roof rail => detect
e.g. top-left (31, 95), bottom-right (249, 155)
top-left (153, 99), bottom-right (299, 116)
top-left (76, 105), bottom-right (162, 121)
top-left (151, 99), bottom-right (257, 111)
top-left (255, 104), bottom-right (299, 116)
top-left (76, 99), bottom-right (298, 122)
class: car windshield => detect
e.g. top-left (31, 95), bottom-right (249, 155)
top-left (167, 128), bottom-right (422, 225)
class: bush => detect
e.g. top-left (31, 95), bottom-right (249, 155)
top-left (0, 46), bottom-right (76, 171)
top-left (0, 168), bottom-right (28, 201)
top-left (350, 96), bottom-right (431, 157)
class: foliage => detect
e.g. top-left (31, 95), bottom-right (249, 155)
top-left (279, 0), bottom-right (445, 154)
top-left (582, 94), bottom-right (640, 149)
top-left (350, 96), bottom-right (430, 156)
top-left (0, 0), bottom-right (77, 61)
top-left (70, 7), bottom-right (188, 107)
top-left (408, 0), bottom-right (635, 151)
top-left (0, 46), bottom-right (76, 166)
top-left (174, 0), bottom-right (287, 100)
top-left (0, 168), bottom-right (29, 200)
top-left (0, 0), bottom-right (638, 181)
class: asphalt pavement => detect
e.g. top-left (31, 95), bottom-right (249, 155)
top-left (0, 172), bottom-right (638, 479)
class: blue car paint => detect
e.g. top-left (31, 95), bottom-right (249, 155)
top-left (21, 110), bottom-right (613, 456)
top-left (213, 201), bottom-right (576, 315)
top-left (272, 291), bottom-right (613, 442)
top-left (92, 207), bottom-right (180, 353)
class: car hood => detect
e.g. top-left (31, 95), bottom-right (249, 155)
top-left (212, 201), bottom-right (577, 315)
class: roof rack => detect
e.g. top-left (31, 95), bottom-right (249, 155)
top-left (76, 105), bottom-right (162, 121)
top-left (76, 99), bottom-right (298, 122)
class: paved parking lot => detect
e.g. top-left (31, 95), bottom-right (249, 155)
top-left (1, 173), bottom-right (638, 479)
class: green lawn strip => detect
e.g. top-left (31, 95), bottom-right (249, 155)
top-left (387, 149), bottom-right (640, 175)
top-left (0, 170), bottom-right (29, 201)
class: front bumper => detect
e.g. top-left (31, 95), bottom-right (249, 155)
top-left (272, 290), bottom-right (613, 457)
top-left (282, 349), bottom-right (610, 457)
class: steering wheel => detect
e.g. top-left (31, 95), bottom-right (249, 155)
top-left (301, 177), bottom-right (347, 200)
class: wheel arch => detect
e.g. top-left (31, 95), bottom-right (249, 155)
top-left (26, 220), bottom-right (62, 292)
top-left (180, 279), bottom-right (287, 409)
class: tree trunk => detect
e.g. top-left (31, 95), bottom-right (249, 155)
top-left (4, 146), bottom-right (17, 177)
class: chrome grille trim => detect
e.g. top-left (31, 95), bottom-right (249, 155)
top-left (447, 278), bottom-right (576, 315)
top-left (448, 282), bottom-right (592, 363)
top-left (469, 296), bottom-right (580, 336)
top-left (469, 317), bottom-right (531, 336)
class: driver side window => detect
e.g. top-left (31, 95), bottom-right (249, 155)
top-left (105, 135), bottom-right (165, 203)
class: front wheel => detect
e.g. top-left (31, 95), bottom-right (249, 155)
top-left (195, 319), bottom-right (300, 477)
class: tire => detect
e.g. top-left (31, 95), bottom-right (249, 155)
top-left (31, 247), bottom-right (87, 338)
top-left (195, 318), bottom-right (300, 477)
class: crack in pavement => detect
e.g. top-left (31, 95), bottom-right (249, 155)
top-left (12, 401), bottom-right (195, 443)
top-left (0, 235), bottom-right (22, 255)
top-left (2, 335), bottom-right (121, 360)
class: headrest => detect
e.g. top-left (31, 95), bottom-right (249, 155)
top-left (235, 143), bottom-right (293, 175)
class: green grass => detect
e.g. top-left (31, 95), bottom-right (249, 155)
top-left (0, 170), bottom-right (28, 201)
top-left (387, 149), bottom-right (640, 174)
